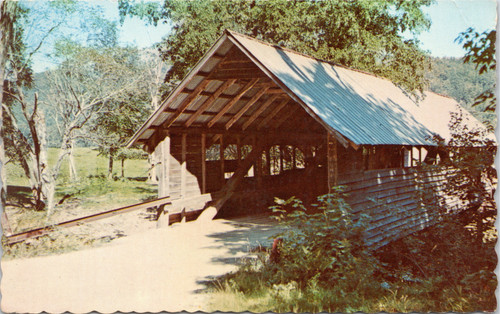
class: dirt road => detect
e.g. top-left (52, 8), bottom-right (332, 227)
top-left (1, 215), bottom-right (280, 313)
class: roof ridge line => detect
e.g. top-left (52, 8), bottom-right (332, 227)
top-left (224, 29), bottom-right (405, 88)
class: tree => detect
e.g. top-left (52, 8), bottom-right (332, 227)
top-left (1, 1), bottom-right (58, 211)
top-left (119, 0), bottom-right (433, 96)
top-left (2, 2), bottom-right (147, 214)
top-left (456, 28), bottom-right (496, 114)
top-left (85, 47), bottom-right (164, 179)
top-left (0, 0), bottom-right (19, 211)
top-left (425, 56), bottom-right (496, 126)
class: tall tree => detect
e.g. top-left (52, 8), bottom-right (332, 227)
top-left (1, 1), bottom-right (51, 211)
top-left (119, 0), bottom-right (433, 95)
top-left (0, 0), bottom-right (18, 211)
top-left (2, 1), bottom-right (147, 214)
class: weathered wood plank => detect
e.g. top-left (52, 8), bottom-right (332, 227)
top-left (225, 86), bottom-right (270, 130)
top-left (257, 99), bottom-right (289, 129)
top-left (241, 95), bottom-right (280, 131)
top-left (201, 133), bottom-right (206, 194)
top-left (184, 79), bottom-right (237, 127)
top-left (207, 78), bottom-right (259, 128)
top-left (164, 80), bottom-right (211, 128)
top-left (327, 133), bottom-right (338, 188)
top-left (181, 133), bottom-right (187, 198)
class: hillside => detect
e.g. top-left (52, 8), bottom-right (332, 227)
top-left (426, 57), bottom-right (496, 126)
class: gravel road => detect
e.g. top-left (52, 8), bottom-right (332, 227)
top-left (1, 215), bottom-right (280, 313)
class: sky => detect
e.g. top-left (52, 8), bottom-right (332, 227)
top-left (418, 0), bottom-right (497, 57)
top-left (105, 0), bottom-right (497, 57)
top-left (31, 0), bottom-right (497, 72)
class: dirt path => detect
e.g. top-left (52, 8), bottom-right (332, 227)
top-left (1, 215), bottom-right (280, 313)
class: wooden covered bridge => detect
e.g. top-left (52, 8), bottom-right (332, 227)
top-left (128, 30), bottom-right (490, 248)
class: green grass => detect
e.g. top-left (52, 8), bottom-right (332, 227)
top-left (4, 146), bottom-right (158, 239)
top-left (6, 147), bottom-right (151, 187)
top-left (3, 147), bottom-right (158, 260)
top-left (206, 253), bottom-right (493, 313)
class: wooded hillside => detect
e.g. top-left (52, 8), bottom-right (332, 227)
top-left (426, 56), bottom-right (496, 126)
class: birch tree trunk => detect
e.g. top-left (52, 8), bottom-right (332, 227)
top-left (68, 141), bottom-right (78, 181)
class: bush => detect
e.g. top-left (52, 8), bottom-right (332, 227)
top-left (208, 188), bottom-right (497, 313)
top-left (269, 187), bottom-right (380, 291)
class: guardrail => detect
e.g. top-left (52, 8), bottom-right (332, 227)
top-left (3, 196), bottom-right (171, 245)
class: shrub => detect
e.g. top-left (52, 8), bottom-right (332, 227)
top-left (269, 187), bottom-right (379, 290)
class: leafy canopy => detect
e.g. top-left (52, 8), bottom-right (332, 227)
top-left (456, 28), bottom-right (496, 112)
top-left (119, 0), bottom-right (433, 95)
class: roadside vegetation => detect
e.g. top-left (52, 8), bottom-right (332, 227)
top-left (3, 147), bottom-right (157, 260)
top-left (207, 190), bottom-right (496, 313)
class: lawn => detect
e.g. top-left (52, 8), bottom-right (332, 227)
top-left (3, 147), bottom-right (158, 259)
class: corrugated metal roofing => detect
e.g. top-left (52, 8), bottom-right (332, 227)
top-left (228, 31), bottom-right (491, 146)
top-left (128, 30), bottom-right (492, 148)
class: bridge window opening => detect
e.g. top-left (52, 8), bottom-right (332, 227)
top-left (241, 145), bottom-right (253, 159)
top-left (224, 144), bottom-right (238, 160)
top-left (282, 145), bottom-right (294, 171)
top-left (269, 145), bottom-right (281, 175)
top-left (206, 144), bottom-right (220, 161)
top-left (295, 147), bottom-right (305, 169)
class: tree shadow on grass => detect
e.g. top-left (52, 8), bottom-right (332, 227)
top-left (6, 185), bottom-right (35, 210)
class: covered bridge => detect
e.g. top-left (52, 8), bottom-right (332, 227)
top-left (128, 30), bottom-right (489, 248)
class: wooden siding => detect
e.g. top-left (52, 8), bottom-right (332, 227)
top-left (339, 167), bottom-right (462, 249)
top-left (155, 134), bottom-right (203, 200)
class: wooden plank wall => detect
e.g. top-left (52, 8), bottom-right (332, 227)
top-left (155, 134), bottom-right (203, 200)
top-left (339, 167), bottom-right (463, 249)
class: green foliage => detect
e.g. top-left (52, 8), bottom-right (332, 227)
top-left (456, 28), bottom-right (496, 112)
top-left (269, 188), bottom-right (376, 289)
top-left (209, 188), bottom-right (496, 312)
top-left (428, 112), bottom-right (496, 246)
top-left (120, 0), bottom-right (432, 95)
top-left (377, 215), bottom-right (497, 311)
top-left (426, 56), bottom-right (496, 126)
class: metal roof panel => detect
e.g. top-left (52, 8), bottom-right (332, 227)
top-left (229, 32), bottom-right (490, 146)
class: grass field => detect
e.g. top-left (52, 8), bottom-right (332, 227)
top-left (4, 147), bottom-right (158, 234)
top-left (5, 147), bottom-right (151, 186)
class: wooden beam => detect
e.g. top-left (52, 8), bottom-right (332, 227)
top-left (327, 132), bottom-right (338, 189)
top-left (181, 133), bottom-right (187, 198)
top-left (218, 60), bottom-right (256, 68)
top-left (164, 80), bottom-right (211, 128)
top-left (273, 104), bottom-right (299, 129)
top-left (279, 145), bottom-right (284, 174)
top-left (257, 99), bottom-right (289, 129)
top-left (5, 196), bottom-right (172, 245)
top-left (225, 86), bottom-right (270, 130)
top-left (236, 136), bottom-right (241, 167)
top-left (410, 146), bottom-right (414, 167)
top-left (220, 135), bottom-right (225, 186)
top-left (241, 94), bottom-right (280, 131)
top-left (184, 79), bottom-right (236, 127)
top-left (207, 141), bottom-right (265, 212)
top-left (217, 60), bottom-right (259, 70)
top-left (207, 78), bottom-right (259, 128)
top-left (208, 69), bottom-right (268, 80)
top-left (265, 146), bottom-right (271, 175)
top-left (201, 133), bottom-right (206, 194)
top-left (266, 88), bottom-right (286, 94)
top-left (162, 135), bottom-right (170, 197)
top-left (179, 87), bottom-right (276, 103)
